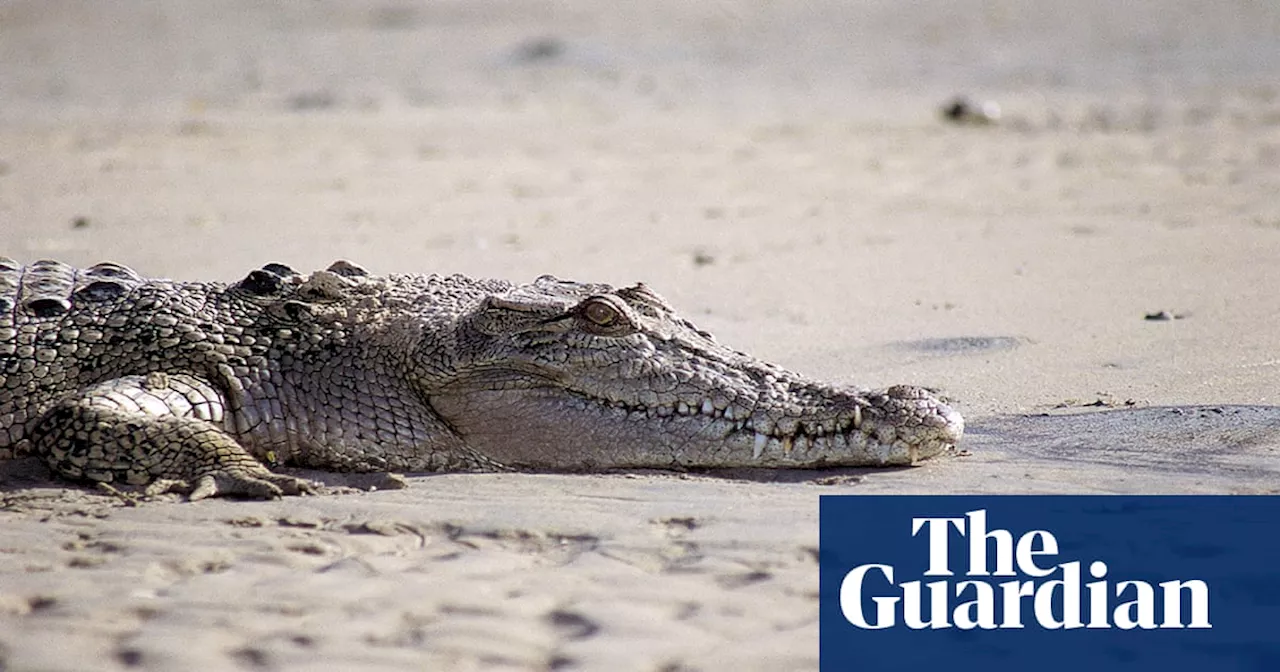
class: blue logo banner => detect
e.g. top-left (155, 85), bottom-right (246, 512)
top-left (819, 496), bottom-right (1280, 671)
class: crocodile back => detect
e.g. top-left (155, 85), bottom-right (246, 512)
top-left (0, 259), bottom-right (223, 453)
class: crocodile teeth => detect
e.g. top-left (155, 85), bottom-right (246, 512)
top-left (781, 436), bottom-right (794, 456)
top-left (853, 405), bottom-right (862, 429)
top-left (752, 432), bottom-right (768, 460)
top-left (701, 399), bottom-right (713, 415)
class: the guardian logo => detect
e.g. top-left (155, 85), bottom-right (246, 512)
top-left (840, 509), bottom-right (1212, 631)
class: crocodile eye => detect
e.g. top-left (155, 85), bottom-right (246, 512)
top-left (582, 299), bottom-right (620, 327)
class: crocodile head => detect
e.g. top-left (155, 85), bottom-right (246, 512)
top-left (422, 276), bottom-right (964, 470)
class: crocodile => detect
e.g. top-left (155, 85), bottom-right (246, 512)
top-left (0, 258), bottom-right (964, 500)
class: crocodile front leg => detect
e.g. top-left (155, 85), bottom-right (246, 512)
top-left (31, 372), bottom-right (314, 500)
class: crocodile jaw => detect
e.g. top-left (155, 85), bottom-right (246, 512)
top-left (429, 384), bottom-right (964, 470)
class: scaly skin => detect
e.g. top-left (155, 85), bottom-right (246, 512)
top-left (0, 259), bottom-right (964, 499)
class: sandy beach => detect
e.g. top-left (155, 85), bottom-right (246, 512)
top-left (2, 1), bottom-right (1280, 669)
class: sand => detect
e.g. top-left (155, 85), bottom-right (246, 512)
top-left (2, 1), bottom-right (1279, 669)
